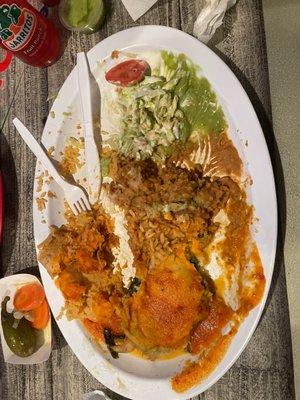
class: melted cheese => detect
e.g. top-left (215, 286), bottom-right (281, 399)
top-left (204, 209), bottom-right (240, 311)
top-left (204, 210), bottom-right (228, 281)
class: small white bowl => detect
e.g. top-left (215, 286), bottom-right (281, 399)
top-left (0, 273), bottom-right (52, 364)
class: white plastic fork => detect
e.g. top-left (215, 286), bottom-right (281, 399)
top-left (13, 118), bottom-right (91, 216)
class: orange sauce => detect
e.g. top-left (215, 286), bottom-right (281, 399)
top-left (171, 158), bottom-right (266, 392)
top-left (239, 244), bottom-right (266, 316)
top-left (172, 240), bottom-right (265, 392)
top-left (172, 333), bottom-right (233, 392)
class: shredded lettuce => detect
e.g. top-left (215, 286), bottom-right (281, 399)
top-left (160, 51), bottom-right (226, 135)
top-left (108, 75), bottom-right (190, 163)
top-left (108, 51), bottom-right (226, 162)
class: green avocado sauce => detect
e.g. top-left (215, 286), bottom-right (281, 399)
top-left (161, 51), bottom-right (227, 136)
top-left (63, 0), bottom-right (105, 33)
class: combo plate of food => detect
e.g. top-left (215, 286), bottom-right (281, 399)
top-left (33, 26), bottom-right (277, 399)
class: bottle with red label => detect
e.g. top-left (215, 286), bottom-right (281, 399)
top-left (0, 0), bottom-right (61, 67)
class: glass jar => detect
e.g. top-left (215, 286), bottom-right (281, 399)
top-left (58, 0), bottom-right (105, 34)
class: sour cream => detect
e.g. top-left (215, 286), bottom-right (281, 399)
top-left (100, 178), bottom-right (135, 288)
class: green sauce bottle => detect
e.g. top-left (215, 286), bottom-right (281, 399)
top-left (59, 0), bottom-right (105, 34)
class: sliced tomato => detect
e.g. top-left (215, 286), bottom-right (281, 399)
top-left (28, 299), bottom-right (50, 330)
top-left (105, 60), bottom-right (150, 87)
top-left (14, 283), bottom-right (45, 312)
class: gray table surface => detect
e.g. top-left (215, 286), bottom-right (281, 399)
top-left (0, 0), bottom-right (295, 399)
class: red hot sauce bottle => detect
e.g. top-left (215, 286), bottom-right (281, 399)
top-left (0, 0), bottom-right (61, 67)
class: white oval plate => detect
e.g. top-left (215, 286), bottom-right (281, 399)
top-left (33, 26), bottom-right (277, 400)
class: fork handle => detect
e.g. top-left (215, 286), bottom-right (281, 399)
top-left (13, 118), bottom-right (65, 187)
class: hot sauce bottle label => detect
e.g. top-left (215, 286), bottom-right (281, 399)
top-left (0, 4), bottom-right (36, 51)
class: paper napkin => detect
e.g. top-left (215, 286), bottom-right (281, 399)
top-left (121, 0), bottom-right (159, 21)
top-left (194, 0), bottom-right (237, 43)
